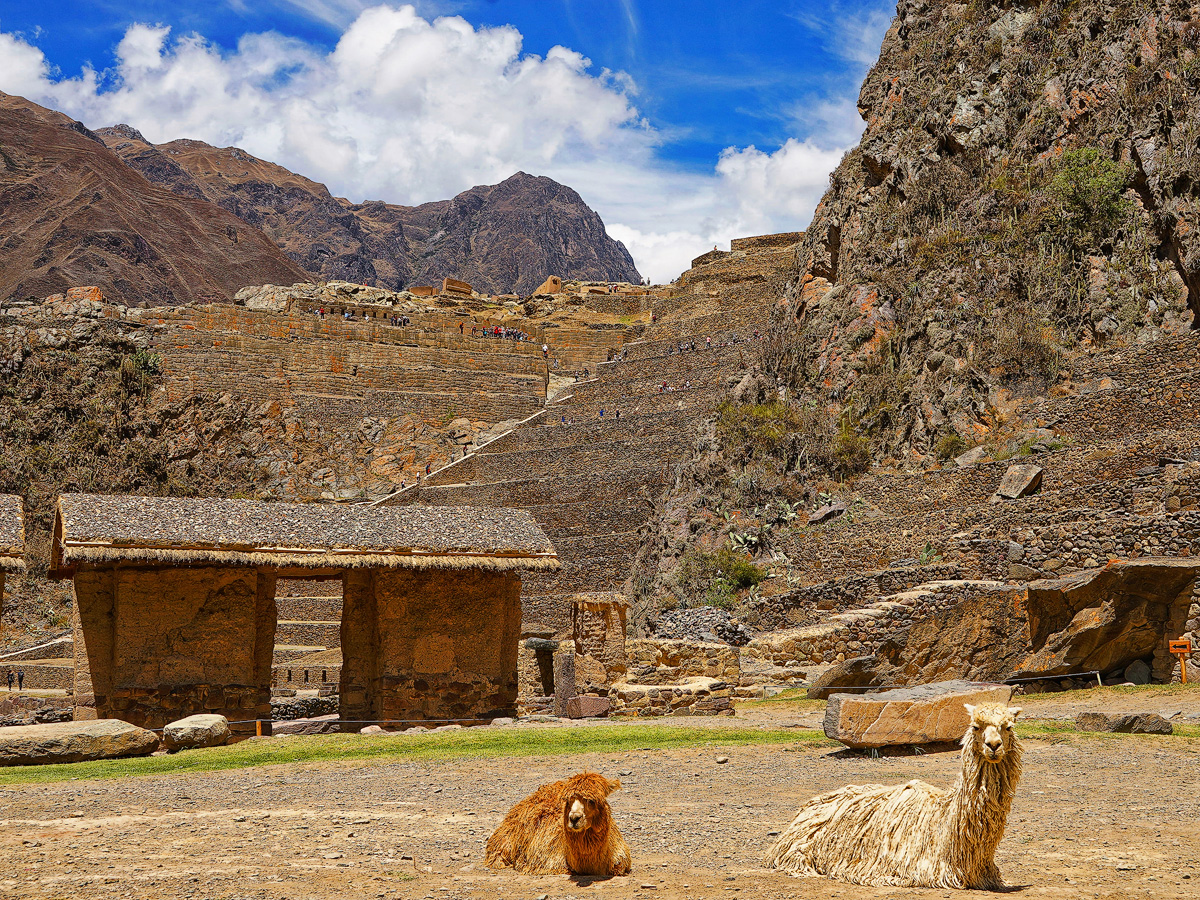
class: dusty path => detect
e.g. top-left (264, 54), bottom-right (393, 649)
top-left (1, 689), bottom-right (1198, 900)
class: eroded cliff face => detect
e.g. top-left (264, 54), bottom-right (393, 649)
top-left (768, 0), bottom-right (1200, 463)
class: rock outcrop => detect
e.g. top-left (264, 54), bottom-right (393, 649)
top-left (0, 719), bottom-right (159, 765)
top-left (0, 94), bottom-right (309, 306)
top-left (97, 126), bottom-right (641, 295)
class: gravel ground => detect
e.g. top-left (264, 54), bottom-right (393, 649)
top-left (0, 689), bottom-right (1197, 900)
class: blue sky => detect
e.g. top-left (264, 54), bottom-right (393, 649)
top-left (0, 1), bottom-right (893, 280)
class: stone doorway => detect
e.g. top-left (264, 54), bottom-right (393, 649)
top-left (272, 578), bottom-right (342, 694)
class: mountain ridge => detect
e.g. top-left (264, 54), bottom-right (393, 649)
top-left (96, 125), bottom-right (642, 295)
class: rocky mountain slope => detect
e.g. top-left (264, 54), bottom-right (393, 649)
top-left (0, 94), bottom-right (309, 306)
top-left (97, 127), bottom-right (641, 295)
top-left (764, 0), bottom-right (1200, 461)
top-left (624, 0), bottom-right (1200, 664)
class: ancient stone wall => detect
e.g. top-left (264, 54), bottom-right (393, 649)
top-left (571, 593), bottom-right (627, 691)
top-left (72, 565), bottom-right (276, 730)
top-left (340, 568), bottom-right (523, 724)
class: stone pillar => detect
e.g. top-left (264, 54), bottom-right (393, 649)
top-left (553, 649), bottom-right (577, 717)
top-left (570, 593), bottom-right (628, 692)
top-left (372, 568), bottom-right (522, 723)
top-left (72, 568), bottom-right (115, 721)
top-left (251, 570), bottom-right (278, 736)
top-left (339, 568), bottom-right (380, 730)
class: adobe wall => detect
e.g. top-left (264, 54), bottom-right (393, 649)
top-left (72, 565), bottom-right (277, 731)
top-left (340, 568), bottom-right (522, 724)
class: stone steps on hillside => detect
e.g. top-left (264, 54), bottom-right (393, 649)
top-left (274, 596), bottom-right (343, 620)
top-left (274, 621), bottom-right (341, 647)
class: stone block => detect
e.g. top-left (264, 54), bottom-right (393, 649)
top-left (162, 714), bottom-right (231, 751)
top-left (823, 680), bottom-right (1013, 749)
top-left (954, 446), bottom-right (988, 468)
top-left (0, 719), bottom-right (160, 766)
top-left (408, 285), bottom-right (435, 297)
top-left (1075, 712), bottom-right (1172, 734)
top-left (441, 278), bottom-right (473, 296)
top-left (534, 276), bottom-right (563, 295)
top-left (993, 464), bottom-right (1044, 501)
top-left (564, 696), bottom-right (611, 718)
top-left (553, 651), bottom-right (577, 717)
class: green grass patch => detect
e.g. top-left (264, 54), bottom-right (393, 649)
top-left (737, 689), bottom-right (826, 710)
top-left (0, 723), bottom-right (829, 787)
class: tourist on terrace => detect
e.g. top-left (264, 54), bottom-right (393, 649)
top-left (16, 670), bottom-right (23, 690)
top-left (5, 671), bottom-right (11, 691)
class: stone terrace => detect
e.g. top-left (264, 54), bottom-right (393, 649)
top-left (745, 329), bottom-right (1200, 682)
top-left (392, 234), bottom-right (802, 634)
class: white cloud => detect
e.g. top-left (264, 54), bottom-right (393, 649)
top-left (0, 4), bottom-right (866, 283)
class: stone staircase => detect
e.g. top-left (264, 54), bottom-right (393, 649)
top-left (389, 238), bottom-right (797, 635)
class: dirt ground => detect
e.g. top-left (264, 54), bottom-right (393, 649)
top-left (1, 687), bottom-right (1198, 900)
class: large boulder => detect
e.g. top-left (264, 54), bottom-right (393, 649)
top-left (0, 719), bottom-right (159, 766)
top-left (1075, 712), bottom-right (1173, 735)
top-left (162, 714), bottom-right (230, 751)
top-left (817, 559), bottom-right (1200, 688)
top-left (992, 464), bottom-right (1043, 501)
top-left (824, 680), bottom-right (1014, 749)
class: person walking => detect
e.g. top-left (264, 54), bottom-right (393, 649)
top-left (425, 462), bottom-right (431, 476)
top-left (6, 670), bottom-right (12, 691)
top-left (542, 343), bottom-right (549, 359)
top-left (459, 322), bottom-right (464, 334)
top-left (16, 670), bottom-right (23, 691)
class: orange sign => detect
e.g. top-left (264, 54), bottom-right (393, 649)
top-left (1169, 640), bottom-right (1193, 654)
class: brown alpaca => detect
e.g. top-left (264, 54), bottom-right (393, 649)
top-left (485, 772), bottom-right (632, 876)
top-left (765, 704), bottom-right (1024, 889)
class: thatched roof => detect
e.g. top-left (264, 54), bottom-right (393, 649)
top-left (52, 494), bottom-right (557, 573)
top-left (0, 495), bottom-right (25, 572)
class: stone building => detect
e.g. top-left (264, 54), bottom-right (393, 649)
top-left (0, 494), bottom-right (25, 614)
top-left (52, 494), bottom-right (556, 732)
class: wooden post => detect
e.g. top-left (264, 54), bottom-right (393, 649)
top-left (256, 719), bottom-right (263, 737)
top-left (1171, 638), bottom-right (1190, 686)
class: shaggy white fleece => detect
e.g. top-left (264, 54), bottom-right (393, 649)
top-left (764, 703), bottom-right (1023, 888)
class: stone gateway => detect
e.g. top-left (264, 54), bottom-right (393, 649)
top-left (53, 494), bottom-right (557, 733)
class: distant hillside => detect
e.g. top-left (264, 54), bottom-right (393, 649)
top-left (0, 94), bottom-right (309, 306)
top-left (97, 127), bottom-right (642, 295)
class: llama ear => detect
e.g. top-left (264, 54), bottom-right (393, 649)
top-left (963, 703), bottom-right (976, 718)
top-left (606, 778), bottom-right (622, 794)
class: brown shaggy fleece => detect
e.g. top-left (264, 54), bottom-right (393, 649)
top-left (485, 772), bottom-right (632, 876)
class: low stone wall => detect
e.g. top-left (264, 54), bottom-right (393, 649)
top-left (273, 665), bottom-right (341, 691)
top-left (624, 639), bottom-right (740, 686)
top-left (609, 677), bottom-right (733, 717)
top-left (744, 564), bottom-right (963, 631)
top-left (744, 581), bottom-right (1013, 667)
top-left (274, 621), bottom-right (340, 647)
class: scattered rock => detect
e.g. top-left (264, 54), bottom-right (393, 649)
top-left (162, 714), bottom-right (230, 752)
top-left (564, 696), bottom-right (612, 719)
top-left (1124, 660), bottom-right (1151, 685)
top-left (715, 755), bottom-right (729, 764)
top-left (993, 464), bottom-right (1044, 501)
top-left (954, 446), bottom-right (988, 468)
top-left (807, 501), bottom-right (849, 525)
top-left (1075, 712), bottom-right (1172, 735)
top-left (0, 719), bottom-right (159, 766)
top-left (359, 725), bottom-right (388, 735)
top-left (824, 680), bottom-right (1014, 749)
top-left (654, 606), bottom-right (752, 646)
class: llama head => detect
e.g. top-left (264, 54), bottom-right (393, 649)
top-left (962, 703), bottom-right (1022, 763)
top-left (562, 772), bottom-right (621, 834)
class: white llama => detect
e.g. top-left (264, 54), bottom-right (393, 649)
top-left (764, 703), bottom-right (1023, 889)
